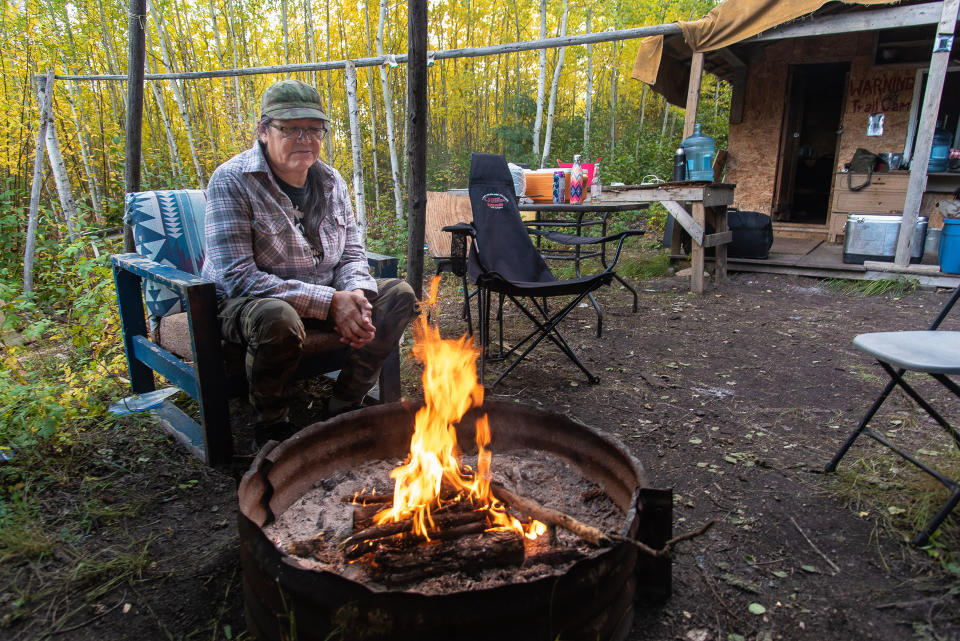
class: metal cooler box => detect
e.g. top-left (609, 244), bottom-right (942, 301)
top-left (843, 214), bottom-right (927, 264)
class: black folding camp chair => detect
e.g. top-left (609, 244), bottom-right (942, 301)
top-left (825, 284), bottom-right (960, 545)
top-left (445, 153), bottom-right (643, 388)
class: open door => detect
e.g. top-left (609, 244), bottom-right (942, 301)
top-left (773, 62), bottom-right (849, 224)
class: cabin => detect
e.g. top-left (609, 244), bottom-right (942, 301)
top-left (635, 0), bottom-right (960, 268)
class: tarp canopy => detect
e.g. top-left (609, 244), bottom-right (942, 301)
top-left (631, 0), bottom-right (899, 106)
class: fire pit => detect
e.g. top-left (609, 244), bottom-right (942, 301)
top-left (237, 400), bottom-right (671, 641)
top-left (238, 283), bottom-right (671, 640)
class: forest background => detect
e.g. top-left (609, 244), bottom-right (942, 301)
top-left (0, 0), bottom-right (729, 537)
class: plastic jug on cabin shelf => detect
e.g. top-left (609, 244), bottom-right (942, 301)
top-left (681, 123), bottom-right (715, 181)
top-left (929, 126), bottom-right (953, 173)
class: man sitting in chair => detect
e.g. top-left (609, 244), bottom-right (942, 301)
top-left (202, 79), bottom-right (417, 445)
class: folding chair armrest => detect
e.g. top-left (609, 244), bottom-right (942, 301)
top-left (442, 222), bottom-right (475, 236)
top-left (443, 223), bottom-right (475, 277)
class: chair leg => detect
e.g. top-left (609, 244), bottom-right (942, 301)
top-left (587, 291), bottom-right (603, 338)
top-left (462, 274), bottom-right (473, 336)
top-left (825, 375), bottom-right (898, 472)
top-left (828, 363), bottom-right (960, 545)
top-left (914, 486), bottom-right (960, 546)
top-left (613, 272), bottom-right (639, 313)
top-left (497, 293), bottom-right (505, 358)
top-left (479, 287), bottom-right (489, 383)
top-left (489, 291), bottom-right (601, 387)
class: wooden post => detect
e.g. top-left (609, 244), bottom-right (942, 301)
top-left (895, 0), bottom-right (959, 266)
top-left (682, 52), bottom-right (704, 139)
top-left (24, 72), bottom-right (54, 294)
top-left (405, 0), bottom-right (427, 298)
top-left (691, 201), bottom-right (706, 293)
top-left (344, 61), bottom-right (368, 243)
top-left (125, 0), bottom-right (147, 253)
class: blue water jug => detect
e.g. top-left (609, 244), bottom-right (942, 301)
top-left (929, 127), bottom-right (952, 173)
top-left (681, 123), bottom-right (716, 181)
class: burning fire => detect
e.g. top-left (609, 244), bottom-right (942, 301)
top-left (374, 277), bottom-right (545, 540)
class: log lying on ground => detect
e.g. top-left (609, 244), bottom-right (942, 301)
top-left (373, 530), bottom-right (524, 585)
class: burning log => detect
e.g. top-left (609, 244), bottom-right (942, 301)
top-left (372, 530), bottom-right (524, 586)
top-left (341, 508), bottom-right (488, 560)
top-left (341, 492), bottom-right (393, 505)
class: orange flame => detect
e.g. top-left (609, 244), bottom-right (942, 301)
top-left (375, 276), bottom-right (544, 540)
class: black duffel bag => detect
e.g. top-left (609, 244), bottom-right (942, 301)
top-left (726, 208), bottom-right (773, 259)
top-left (677, 208), bottom-right (773, 259)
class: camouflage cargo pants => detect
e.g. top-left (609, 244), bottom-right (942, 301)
top-left (218, 278), bottom-right (417, 423)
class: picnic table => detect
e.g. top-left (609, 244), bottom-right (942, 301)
top-left (601, 182), bottom-right (735, 293)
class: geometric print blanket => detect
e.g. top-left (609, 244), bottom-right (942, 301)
top-left (124, 189), bottom-right (207, 329)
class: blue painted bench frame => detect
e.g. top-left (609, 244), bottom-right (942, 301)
top-left (112, 250), bottom-right (401, 467)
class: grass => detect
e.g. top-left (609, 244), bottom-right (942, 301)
top-left (820, 276), bottom-right (920, 297)
top-left (831, 407), bottom-right (960, 571)
top-left (0, 411), bottom-right (204, 627)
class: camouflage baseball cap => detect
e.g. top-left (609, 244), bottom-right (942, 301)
top-left (260, 79), bottom-right (330, 121)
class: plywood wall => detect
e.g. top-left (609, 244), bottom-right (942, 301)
top-left (725, 32), bottom-right (924, 216)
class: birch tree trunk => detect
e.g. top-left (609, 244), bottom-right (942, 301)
top-left (583, 8), bottom-right (593, 159)
top-left (226, 0), bottom-right (243, 122)
top-left (147, 29), bottom-right (183, 183)
top-left (345, 61), bottom-right (368, 241)
top-left (639, 84), bottom-right (648, 129)
top-left (305, 0), bottom-right (317, 86)
top-left (66, 81), bottom-right (104, 222)
top-left (511, 0), bottom-right (521, 99)
top-left (149, 0), bottom-right (206, 187)
top-left (609, 43), bottom-right (620, 157)
top-left (635, 84), bottom-right (648, 158)
top-left (539, 0), bottom-right (569, 169)
top-left (37, 77), bottom-right (79, 240)
top-left (207, 0), bottom-right (236, 146)
top-left (531, 0), bottom-right (547, 158)
top-left (324, 0), bottom-right (334, 160)
top-left (95, 0), bottom-right (124, 115)
top-left (281, 0), bottom-right (291, 68)
top-left (378, 0), bottom-right (403, 219)
top-left (42, 0), bottom-right (103, 222)
top-left (25, 73), bottom-right (54, 293)
top-left (659, 97), bottom-right (670, 148)
top-left (363, 0), bottom-right (381, 210)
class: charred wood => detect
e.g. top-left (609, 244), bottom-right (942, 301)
top-left (373, 530), bottom-right (524, 585)
top-left (342, 509), bottom-right (487, 559)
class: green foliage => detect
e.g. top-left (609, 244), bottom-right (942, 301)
top-left (365, 208), bottom-right (409, 270)
top-left (0, 229), bottom-right (126, 454)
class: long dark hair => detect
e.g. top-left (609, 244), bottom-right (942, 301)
top-left (257, 115), bottom-right (328, 232)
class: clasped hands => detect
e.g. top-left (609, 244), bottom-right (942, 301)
top-left (330, 289), bottom-right (375, 348)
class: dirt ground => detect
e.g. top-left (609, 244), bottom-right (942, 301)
top-left (6, 271), bottom-right (960, 641)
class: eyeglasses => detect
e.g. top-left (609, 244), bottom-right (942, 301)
top-left (269, 123), bottom-right (328, 141)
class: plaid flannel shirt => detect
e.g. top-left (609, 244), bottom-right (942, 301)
top-left (201, 141), bottom-right (376, 320)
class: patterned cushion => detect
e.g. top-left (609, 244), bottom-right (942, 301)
top-left (124, 190), bottom-right (207, 327)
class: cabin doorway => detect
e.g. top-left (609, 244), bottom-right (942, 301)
top-left (773, 62), bottom-right (849, 225)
